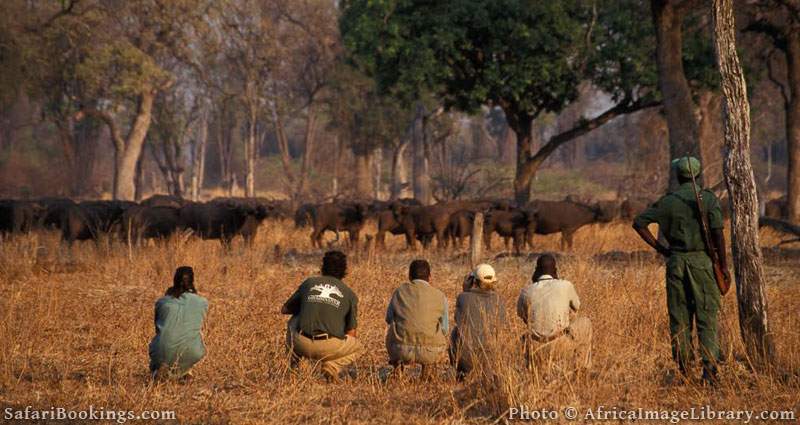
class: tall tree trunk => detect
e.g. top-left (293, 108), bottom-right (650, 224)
top-left (712, 0), bottom-right (775, 368)
top-left (115, 91), bottom-right (155, 201)
top-left (652, 0), bottom-right (701, 187)
top-left (391, 139), bottom-right (410, 200)
top-left (296, 106), bottom-right (318, 199)
top-left (786, 31), bottom-right (800, 223)
top-left (270, 101), bottom-right (297, 197)
top-left (374, 146), bottom-right (383, 200)
top-left (215, 107), bottom-right (231, 193)
top-left (354, 150), bottom-right (372, 197)
top-left (245, 104), bottom-right (257, 197)
top-left (509, 116), bottom-right (534, 204)
top-left (412, 103), bottom-right (432, 204)
top-left (134, 150), bottom-right (145, 201)
top-left (332, 133), bottom-right (341, 197)
top-left (84, 90), bottom-right (155, 200)
top-left (191, 107), bottom-right (208, 201)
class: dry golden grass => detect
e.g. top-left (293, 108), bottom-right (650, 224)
top-left (0, 221), bottom-right (799, 424)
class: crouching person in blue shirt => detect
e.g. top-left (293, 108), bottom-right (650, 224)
top-left (149, 266), bottom-right (208, 380)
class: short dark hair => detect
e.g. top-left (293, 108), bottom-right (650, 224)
top-left (166, 266), bottom-right (197, 298)
top-left (321, 250), bottom-right (347, 279)
top-left (532, 254), bottom-right (558, 282)
top-left (409, 259), bottom-right (431, 281)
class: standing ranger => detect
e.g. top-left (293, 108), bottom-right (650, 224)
top-left (633, 157), bottom-right (730, 384)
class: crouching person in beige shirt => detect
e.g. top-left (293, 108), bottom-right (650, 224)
top-left (385, 259), bottom-right (449, 379)
top-left (282, 251), bottom-right (364, 383)
top-left (517, 254), bottom-right (592, 370)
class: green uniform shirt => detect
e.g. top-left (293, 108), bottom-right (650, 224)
top-left (634, 182), bottom-right (724, 252)
top-left (284, 276), bottom-right (358, 339)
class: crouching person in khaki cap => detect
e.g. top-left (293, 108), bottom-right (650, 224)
top-left (517, 254), bottom-right (592, 371)
top-left (449, 264), bottom-right (506, 380)
top-left (282, 250), bottom-right (364, 383)
top-left (385, 259), bottom-right (448, 379)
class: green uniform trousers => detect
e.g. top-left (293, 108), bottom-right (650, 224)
top-left (666, 251), bottom-right (721, 371)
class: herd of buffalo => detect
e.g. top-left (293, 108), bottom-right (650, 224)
top-left (0, 193), bottom-right (793, 252)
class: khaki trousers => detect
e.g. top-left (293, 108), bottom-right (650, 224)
top-left (385, 330), bottom-right (446, 366)
top-left (525, 317), bottom-right (593, 370)
top-left (286, 318), bottom-right (364, 376)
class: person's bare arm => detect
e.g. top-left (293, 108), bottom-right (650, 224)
top-left (711, 228), bottom-right (732, 282)
top-left (346, 328), bottom-right (357, 338)
top-left (632, 223), bottom-right (670, 257)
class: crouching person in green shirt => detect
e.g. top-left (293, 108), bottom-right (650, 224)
top-left (282, 250), bottom-right (364, 383)
top-left (149, 266), bottom-right (209, 380)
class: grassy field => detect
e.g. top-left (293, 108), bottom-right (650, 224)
top-left (0, 221), bottom-right (798, 424)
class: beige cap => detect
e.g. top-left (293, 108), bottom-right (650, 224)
top-left (473, 263), bottom-right (498, 284)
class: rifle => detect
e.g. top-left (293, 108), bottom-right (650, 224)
top-left (688, 160), bottom-right (731, 296)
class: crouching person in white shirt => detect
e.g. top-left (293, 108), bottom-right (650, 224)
top-left (517, 254), bottom-right (592, 370)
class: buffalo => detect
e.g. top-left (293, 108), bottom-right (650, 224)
top-left (210, 197), bottom-right (274, 245)
top-left (447, 209), bottom-right (476, 249)
top-left (141, 194), bottom-right (186, 209)
top-left (309, 201), bottom-right (369, 248)
top-left (34, 197), bottom-right (77, 230)
top-left (179, 201), bottom-right (264, 247)
top-left (528, 199), bottom-right (618, 250)
top-left (483, 207), bottom-right (536, 253)
top-left (294, 203), bottom-right (316, 228)
top-left (120, 205), bottom-right (182, 244)
top-left (0, 200), bottom-right (39, 236)
top-left (61, 200), bottom-right (133, 245)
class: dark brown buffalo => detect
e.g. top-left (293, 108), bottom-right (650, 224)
top-left (0, 200), bottom-right (39, 236)
top-left (309, 201), bottom-right (369, 248)
top-left (61, 200), bottom-right (134, 244)
top-left (141, 194), bottom-right (186, 209)
top-left (34, 197), bottom-right (76, 230)
top-left (374, 198), bottom-right (424, 248)
top-left (120, 205), bottom-right (181, 244)
top-left (447, 209), bottom-right (475, 249)
top-left (294, 203), bottom-right (316, 228)
top-left (483, 207), bottom-right (536, 253)
top-left (210, 197), bottom-right (274, 245)
top-left (179, 201), bottom-right (263, 246)
top-left (528, 200), bottom-right (618, 250)
top-left (389, 202), bottom-right (467, 250)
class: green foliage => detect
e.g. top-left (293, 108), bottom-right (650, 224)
top-left (589, 0), bottom-right (659, 102)
top-left (341, 0), bottom-right (588, 120)
top-left (342, 0), bottom-right (725, 125)
top-left (76, 41), bottom-right (170, 100)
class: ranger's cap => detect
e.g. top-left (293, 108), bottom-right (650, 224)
top-left (672, 156), bottom-right (702, 178)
